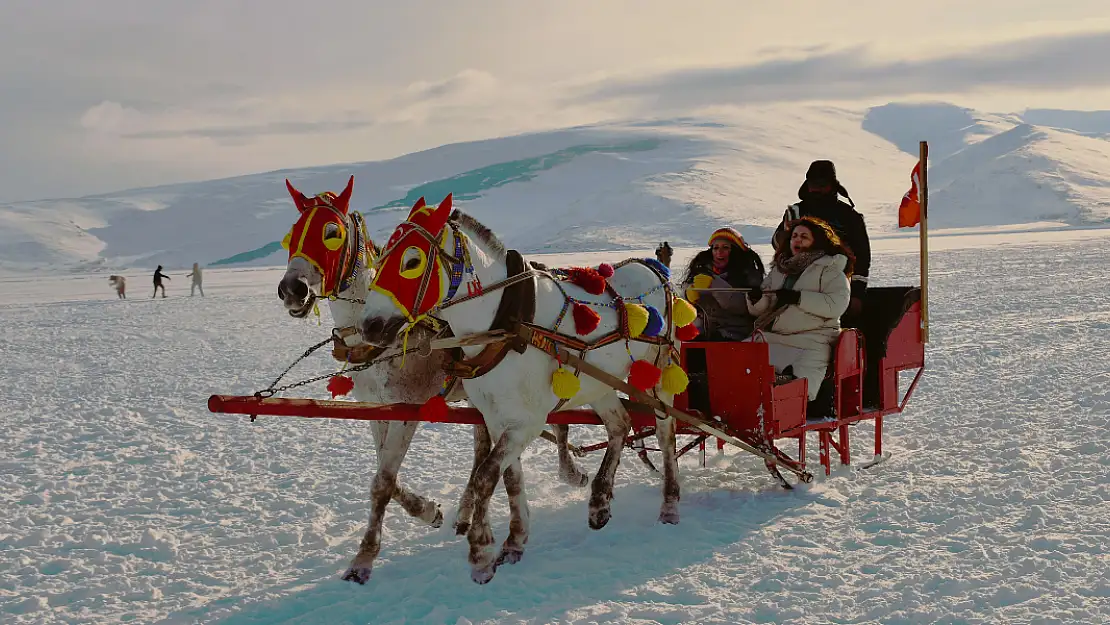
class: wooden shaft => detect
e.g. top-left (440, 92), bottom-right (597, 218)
top-left (919, 141), bottom-right (930, 344)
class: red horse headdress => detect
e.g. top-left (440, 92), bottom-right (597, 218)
top-left (370, 194), bottom-right (454, 322)
top-left (282, 176), bottom-right (355, 296)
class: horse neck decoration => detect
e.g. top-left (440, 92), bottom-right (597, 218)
top-left (359, 197), bottom-right (685, 585)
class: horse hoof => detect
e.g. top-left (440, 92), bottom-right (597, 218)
top-left (588, 507), bottom-right (611, 530)
top-left (561, 470), bottom-right (589, 488)
top-left (471, 563), bottom-right (497, 585)
top-left (496, 546), bottom-right (524, 566)
top-left (430, 507), bottom-right (444, 529)
top-left (658, 510), bottom-right (680, 525)
top-left (454, 521), bottom-right (470, 536)
top-left (341, 566), bottom-right (372, 585)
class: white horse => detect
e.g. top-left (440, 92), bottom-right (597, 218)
top-left (358, 196), bottom-right (682, 584)
top-left (276, 178), bottom-right (588, 584)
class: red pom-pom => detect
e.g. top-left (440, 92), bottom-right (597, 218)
top-left (628, 359), bottom-right (662, 391)
top-left (327, 374), bottom-right (355, 398)
top-left (572, 302), bottom-right (601, 335)
top-left (419, 395), bottom-right (449, 421)
top-left (567, 267), bottom-right (607, 295)
top-left (676, 324), bottom-right (700, 341)
top-left (597, 263), bottom-right (615, 278)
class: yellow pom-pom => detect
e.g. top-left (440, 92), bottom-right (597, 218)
top-left (551, 367), bottom-right (580, 400)
top-left (672, 297), bottom-right (697, 328)
top-left (624, 303), bottom-right (649, 338)
top-left (660, 363), bottom-right (689, 395)
top-left (685, 286), bottom-right (700, 303)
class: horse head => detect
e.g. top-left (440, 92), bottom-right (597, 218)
top-left (654, 241), bottom-right (673, 269)
top-left (277, 176), bottom-right (365, 317)
top-left (359, 194), bottom-right (455, 345)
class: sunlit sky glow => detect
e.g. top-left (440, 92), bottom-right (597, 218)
top-left (2, 0), bottom-right (1108, 202)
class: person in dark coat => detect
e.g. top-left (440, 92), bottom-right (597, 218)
top-left (772, 159), bottom-right (871, 321)
top-left (682, 226), bottom-right (765, 341)
top-left (152, 265), bottom-right (170, 298)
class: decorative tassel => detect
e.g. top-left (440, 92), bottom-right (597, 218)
top-left (327, 374), bottom-right (355, 398)
top-left (643, 305), bottom-right (665, 337)
top-left (624, 303), bottom-right (649, 338)
top-left (661, 363), bottom-right (689, 395)
top-left (551, 367), bottom-right (581, 400)
top-left (676, 323), bottom-right (700, 341)
top-left (419, 395), bottom-right (449, 421)
top-left (572, 302), bottom-right (601, 335)
top-left (628, 359), bottom-right (662, 391)
top-left (597, 263), bottom-right (615, 278)
top-left (641, 258), bottom-right (671, 280)
top-left (566, 267), bottom-right (607, 295)
top-left (672, 297), bottom-right (698, 328)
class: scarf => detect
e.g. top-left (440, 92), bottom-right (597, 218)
top-left (753, 250), bottom-right (827, 331)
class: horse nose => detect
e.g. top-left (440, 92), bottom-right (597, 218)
top-left (361, 316), bottom-right (385, 344)
top-left (278, 277), bottom-right (309, 302)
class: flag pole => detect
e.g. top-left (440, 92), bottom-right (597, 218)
top-left (919, 140), bottom-right (930, 343)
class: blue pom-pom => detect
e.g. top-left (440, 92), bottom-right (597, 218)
top-left (643, 305), bottom-right (665, 337)
top-left (640, 258), bottom-right (671, 280)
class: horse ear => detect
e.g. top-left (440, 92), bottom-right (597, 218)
top-left (436, 193), bottom-right (452, 217)
top-left (408, 197), bottom-right (427, 218)
top-left (286, 179), bottom-right (309, 212)
top-left (334, 175), bottom-right (354, 214)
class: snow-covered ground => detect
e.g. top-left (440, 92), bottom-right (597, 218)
top-left (2, 227), bottom-right (1108, 625)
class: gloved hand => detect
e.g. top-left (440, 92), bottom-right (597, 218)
top-left (775, 289), bottom-right (800, 306)
top-left (686, 274), bottom-right (713, 303)
top-left (747, 288), bottom-right (763, 304)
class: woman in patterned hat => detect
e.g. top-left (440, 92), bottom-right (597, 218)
top-left (682, 226), bottom-right (765, 341)
top-left (747, 216), bottom-right (853, 401)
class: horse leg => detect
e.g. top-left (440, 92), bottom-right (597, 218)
top-left (653, 391), bottom-right (681, 525)
top-left (383, 421), bottom-right (442, 528)
top-left (496, 457), bottom-right (530, 566)
top-left (587, 394), bottom-right (631, 530)
top-left (341, 426), bottom-right (403, 584)
top-left (552, 423), bottom-right (588, 487)
top-left (465, 428), bottom-right (532, 584)
top-left (338, 421), bottom-right (397, 583)
top-left (453, 423), bottom-right (491, 536)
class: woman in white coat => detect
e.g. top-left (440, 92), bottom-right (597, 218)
top-left (746, 216), bottom-right (853, 400)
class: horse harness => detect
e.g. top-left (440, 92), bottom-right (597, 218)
top-left (390, 219), bottom-right (679, 406)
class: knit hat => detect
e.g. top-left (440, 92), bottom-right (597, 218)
top-left (805, 160), bottom-right (837, 185)
top-left (708, 227), bottom-right (748, 250)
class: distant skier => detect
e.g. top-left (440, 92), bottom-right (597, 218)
top-left (153, 265), bottom-right (170, 298)
top-left (186, 263), bottom-right (204, 297)
top-left (108, 275), bottom-right (126, 299)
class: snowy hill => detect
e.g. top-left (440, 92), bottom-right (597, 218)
top-left (2, 103), bottom-right (1109, 272)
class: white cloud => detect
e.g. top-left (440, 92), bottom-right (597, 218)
top-left (2, 0), bottom-right (1110, 201)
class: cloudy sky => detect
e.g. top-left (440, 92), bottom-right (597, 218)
top-left (2, 0), bottom-right (1108, 202)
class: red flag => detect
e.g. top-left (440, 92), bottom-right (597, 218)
top-left (898, 162), bottom-right (922, 228)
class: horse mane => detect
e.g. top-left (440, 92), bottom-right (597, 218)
top-left (449, 210), bottom-right (506, 260)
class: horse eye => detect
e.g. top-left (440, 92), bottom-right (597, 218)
top-left (404, 258), bottom-right (420, 270)
top-left (324, 224), bottom-right (341, 239)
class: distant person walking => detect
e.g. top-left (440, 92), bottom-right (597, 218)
top-left (153, 265), bottom-right (170, 298)
top-left (187, 263), bottom-right (204, 297)
top-left (108, 275), bottom-right (127, 299)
